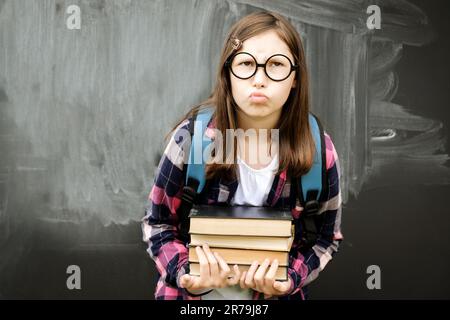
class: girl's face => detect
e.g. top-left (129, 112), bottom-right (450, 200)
top-left (229, 30), bottom-right (297, 123)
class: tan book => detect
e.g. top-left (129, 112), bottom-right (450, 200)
top-left (188, 246), bottom-right (289, 267)
top-left (188, 205), bottom-right (293, 237)
top-left (189, 263), bottom-right (288, 281)
top-left (189, 226), bottom-right (295, 252)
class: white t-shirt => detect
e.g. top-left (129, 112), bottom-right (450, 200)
top-left (202, 150), bottom-right (279, 300)
top-left (231, 152), bottom-right (279, 206)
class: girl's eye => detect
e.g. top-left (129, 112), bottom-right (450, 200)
top-left (270, 62), bottom-right (283, 67)
top-left (239, 61), bottom-right (253, 66)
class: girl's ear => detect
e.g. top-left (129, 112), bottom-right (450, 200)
top-left (292, 79), bottom-right (297, 89)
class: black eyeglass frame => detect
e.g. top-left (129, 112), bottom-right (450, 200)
top-left (224, 52), bottom-right (299, 82)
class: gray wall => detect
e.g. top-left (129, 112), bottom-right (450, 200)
top-left (0, 0), bottom-right (449, 299)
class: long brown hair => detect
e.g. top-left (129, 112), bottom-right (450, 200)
top-left (166, 11), bottom-right (315, 182)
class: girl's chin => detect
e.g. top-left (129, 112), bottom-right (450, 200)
top-left (244, 105), bottom-right (272, 117)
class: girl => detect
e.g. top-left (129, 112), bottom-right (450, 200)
top-left (142, 11), bottom-right (343, 300)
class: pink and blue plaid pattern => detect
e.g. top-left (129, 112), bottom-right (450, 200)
top-left (141, 115), bottom-right (343, 300)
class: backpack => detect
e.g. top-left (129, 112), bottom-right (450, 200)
top-left (177, 106), bottom-right (328, 249)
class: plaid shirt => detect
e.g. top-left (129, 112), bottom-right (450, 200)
top-left (141, 114), bottom-right (343, 300)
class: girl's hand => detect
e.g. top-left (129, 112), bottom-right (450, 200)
top-left (239, 258), bottom-right (292, 299)
top-left (180, 244), bottom-right (241, 294)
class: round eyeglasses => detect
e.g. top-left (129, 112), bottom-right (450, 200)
top-left (224, 52), bottom-right (298, 82)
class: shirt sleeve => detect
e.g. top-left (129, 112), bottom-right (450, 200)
top-left (286, 132), bottom-right (344, 295)
top-left (141, 117), bottom-right (204, 296)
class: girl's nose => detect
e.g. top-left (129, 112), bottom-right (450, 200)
top-left (252, 67), bottom-right (268, 86)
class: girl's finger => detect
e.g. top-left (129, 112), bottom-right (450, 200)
top-left (180, 274), bottom-right (196, 289)
top-left (254, 258), bottom-right (271, 290)
top-left (264, 259), bottom-right (279, 284)
top-left (180, 274), bottom-right (190, 288)
top-left (202, 244), bottom-right (220, 279)
top-left (260, 259), bottom-right (278, 294)
top-left (214, 252), bottom-right (231, 277)
top-left (239, 271), bottom-right (248, 289)
top-left (273, 280), bottom-right (290, 293)
top-left (244, 261), bottom-right (259, 288)
top-left (227, 265), bottom-right (241, 286)
top-left (196, 246), bottom-right (210, 280)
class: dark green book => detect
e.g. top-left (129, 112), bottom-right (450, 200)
top-left (188, 205), bottom-right (293, 237)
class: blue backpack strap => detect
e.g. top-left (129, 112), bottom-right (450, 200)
top-left (178, 106), bottom-right (214, 243)
top-left (297, 112), bottom-right (328, 247)
top-left (299, 113), bottom-right (324, 210)
top-left (185, 107), bottom-right (215, 194)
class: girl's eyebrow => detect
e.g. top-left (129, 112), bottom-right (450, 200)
top-left (251, 53), bottom-right (292, 62)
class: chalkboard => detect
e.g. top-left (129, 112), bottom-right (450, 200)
top-left (0, 0), bottom-right (449, 299)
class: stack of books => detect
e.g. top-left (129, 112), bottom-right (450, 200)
top-left (188, 205), bottom-right (294, 281)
